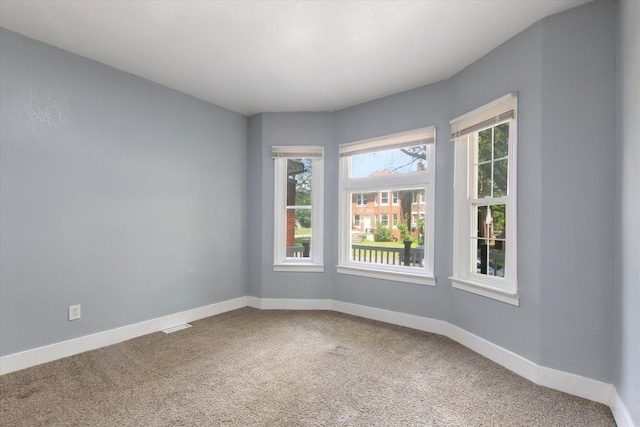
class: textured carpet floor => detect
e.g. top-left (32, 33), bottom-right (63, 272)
top-left (1, 308), bottom-right (614, 426)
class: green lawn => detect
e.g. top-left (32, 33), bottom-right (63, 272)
top-left (293, 237), bottom-right (311, 246)
top-left (355, 240), bottom-right (421, 248)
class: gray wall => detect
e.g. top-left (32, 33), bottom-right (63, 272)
top-left (539, 1), bottom-right (617, 382)
top-left (251, 113), bottom-right (336, 300)
top-left (247, 114), bottom-right (263, 298)
top-left (0, 28), bottom-right (248, 356)
top-left (616, 0), bottom-right (640, 424)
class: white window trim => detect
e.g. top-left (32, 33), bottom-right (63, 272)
top-left (449, 93), bottom-right (518, 305)
top-left (338, 127), bottom-right (436, 286)
top-left (273, 146), bottom-right (324, 272)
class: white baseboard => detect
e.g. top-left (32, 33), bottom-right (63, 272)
top-left (331, 300), bottom-right (448, 336)
top-left (610, 386), bottom-right (635, 427)
top-left (0, 296), bottom-right (248, 375)
top-left (248, 297), bottom-right (332, 311)
top-left (253, 298), bottom-right (616, 407)
top-left (1, 295), bottom-right (634, 427)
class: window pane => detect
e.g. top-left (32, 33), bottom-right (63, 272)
top-left (285, 158), bottom-right (313, 259)
top-left (354, 193), bottom-right (368, 206)
top-left (494, 123), bottom-right (509, 159)
top-left (478, 129), bottom-right (492, 163)
top-left (491, 204), bottom-right (506, 237)
top-left (350, 187), bottom-right (425, 267)
top-left (476, 163), bottom-right (492, 198)
top-left (473, 204), bottom-right (506, 276)
top-left (351, 145), bottom-right (427, 178)
top-left (493, 159), bottom-right (508, 197)
top-left (489, 242), bottom-right (505, 277)
top-left (287, 158), bottom-right (312, 207)
top-left (286, 208), bottom-right (312, 258)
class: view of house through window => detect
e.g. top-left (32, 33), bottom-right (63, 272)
top-left (338, 127), bottom-right (436, 286)
top-left (351, 188), bottom-right (426, 246)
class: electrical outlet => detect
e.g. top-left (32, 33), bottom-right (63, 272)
top-left (69, 304), bottom-right (81, 321)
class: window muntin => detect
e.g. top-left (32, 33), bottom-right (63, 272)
top-left (450, 93), bottom-right (517, 305)
top-left (338, 127), bottom-right (436, 286)
top-left (473, 123), bottom-right (509, 199)
top-left (273, 146), bottom-right (324, 271)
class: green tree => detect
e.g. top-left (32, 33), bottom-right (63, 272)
top-left (289, 158), bottom-right (312, 228)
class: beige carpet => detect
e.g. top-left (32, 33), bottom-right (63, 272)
top-left (0, 308), bottom-right (615, 426)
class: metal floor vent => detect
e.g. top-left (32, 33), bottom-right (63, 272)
top-left (163, 323), bottom-right (192, 334)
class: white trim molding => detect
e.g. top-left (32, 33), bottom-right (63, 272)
top-left (251, 298), bottom-right (620, 411)
top-left (1, 296), bottom-right (632, 427)
top-left (0, 296), bottom-right (248, 375)
top-left (337, 265), bottom-right (436, 286)
top-left (610, 386), bottom-right (635, 427)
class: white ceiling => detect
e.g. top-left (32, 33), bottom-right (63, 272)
top-left (0, 0), bottom-right (590, 116)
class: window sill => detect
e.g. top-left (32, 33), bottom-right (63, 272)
top-left (450, 276), bottom-right (519, 306)
top-left (273, 263), bottom-right (324, 273)
top-left (337, 265), bottom-right (435, 286)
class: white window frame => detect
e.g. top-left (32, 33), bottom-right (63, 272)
top-left (356, 194), bottom-right (367, 206)
top-left (380, 192), bottom-right (389, 205)
top-left (273, 146), bottom-right (324, 272)
top-left (338, 127), bottom-right (436, 286)
top-left (450, 93), bottom-right (518, 305)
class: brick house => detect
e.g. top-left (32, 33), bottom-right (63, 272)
top-left (351, 170), bottom-right (426, 242)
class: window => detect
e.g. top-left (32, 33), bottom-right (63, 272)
top-left (450, 93), bottom-right (518, 305)
top-left (353, 214), bottom-right (361, 228)
top-left (338, 127), bottom-right (436, 286)
top-left (356, 194), bottom-right (367, 206)
top-left (273, 146), bottom-right (324, 272)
